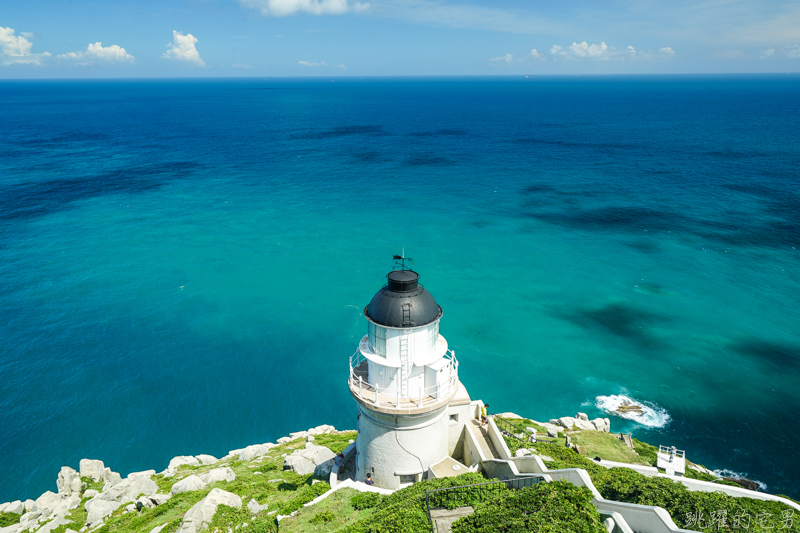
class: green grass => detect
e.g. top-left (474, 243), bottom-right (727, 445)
top-left (571, 431), bottom-right (651, 466)
top-left (82, 476), bottom-right (105, 492)
top-left (310, 432), bottom-right (357, 455)
top-left (50, 496), bottom-right (91, 533)
top-left (631, 438), bottom-right (658, 467)
top-left (279, 488), bottom-right (377, 533)
top-left (0, 513), bottom-right (22, 528)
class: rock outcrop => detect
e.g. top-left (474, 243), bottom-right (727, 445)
top-left (176, 489), bottom-right (241, 533)
top-left (283, 443), bottom-right (336, 476)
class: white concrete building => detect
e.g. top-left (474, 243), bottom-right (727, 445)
top-left (349, 268), bottom-right (481, 490)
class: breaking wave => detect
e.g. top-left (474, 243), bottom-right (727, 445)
top-left (713, 469), bottom-right (768, 492)
top-left (595, 394), bottom-right (671, 428)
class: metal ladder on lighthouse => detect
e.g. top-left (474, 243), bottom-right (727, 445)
top-left (399, 302), bottom-right (412, 400)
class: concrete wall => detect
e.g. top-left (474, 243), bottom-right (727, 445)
top-left (329, 442), bottom-right (357, 488)
top-left (485, 417), bottom-right (512, 460)
top-left (463, 424), bottom-right (485, 466)
top-left (356, 404), bottom-right (449, 490)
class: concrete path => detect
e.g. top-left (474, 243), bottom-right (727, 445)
top-left (430, 506), bottom-right (474, 533)
top-left (470, 420), bottom-right (500, 459)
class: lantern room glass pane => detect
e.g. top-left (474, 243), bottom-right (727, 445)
top-left (369, 322), bottom-right (386, 356)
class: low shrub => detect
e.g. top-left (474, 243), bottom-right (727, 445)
top-left (451, 480), bottom-right (606, 533)
top-left (631, 438), bottom-right (658, 467)
top-left (308, 510), bottom-right (335, 525)
top-left (350, 492), bottom-right (382, 510)
top-left (208, 504), bottom-right (277, 533)
top-left (277, 481), bottom-right (331, 515)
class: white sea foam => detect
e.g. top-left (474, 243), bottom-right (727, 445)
top-left (595, 394), bottom-right (671, 428)
top-left (713, 469), bottom-right (768, 492)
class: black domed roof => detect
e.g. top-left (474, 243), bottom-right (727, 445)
top-left (365, 270), bottom-right (442, 328)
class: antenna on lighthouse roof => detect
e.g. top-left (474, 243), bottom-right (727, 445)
top-left (392, 249), bottom-right (413, 271)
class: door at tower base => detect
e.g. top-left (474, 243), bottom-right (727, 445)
top-left (356, 404), bottom-right (450, 490)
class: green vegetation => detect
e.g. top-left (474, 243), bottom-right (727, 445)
top-left (350, 493), bottom-right (382, 510)
top-left (571, 431), bottom-right (650, 466)
top-left (340, 472), bottom-right (490, 533)
top-left (0, 513), bottom-right (22, 528)
top-left (51, 497), bottom-right (91, 533)
top-left (207, 505), bottom-right (277, 533)
top-left (280, 488), bottom-right (378, 533)
top-left (82, 476), bottom-right (105, 492)
top-left (513, 439), bottom-right (800, 533)
top-left (630, 438), bottom-right (658, 467)
top-left (496, 418), bottom-right (548, 435)
top-left (451, 480), bottom-right (606, 533)
top-left (309, 432), bottom-right (357, 455)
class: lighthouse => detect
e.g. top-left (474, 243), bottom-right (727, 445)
top-left (349, 261), bottom-right (475, 489)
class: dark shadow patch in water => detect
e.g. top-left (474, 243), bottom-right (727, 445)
top-left (350, 151), bottom-right (388, 163)
top-left (731, 339), bottom-right (800, 371)
top-left (9, 131), bottom-right (109, 147)
top-left (0, 161), bottom-right (201, 220)
top-left (409, 129), bottom-right (467, 137)
top-left (554, 302), bottom-right (670, 350)
top-left (529, 206), bottom-right (686, 233)
top-left (626, 240), bottom-right (661, 253)
top-left (403, 155), bottom-right (453, 166)
top-left (292, 125), bottom-right (386, 140)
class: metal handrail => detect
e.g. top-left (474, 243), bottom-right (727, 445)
top-left (348, 348), bottom-right (458, 410)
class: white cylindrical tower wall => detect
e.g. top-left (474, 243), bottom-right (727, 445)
top-left (356, 403), bottom-right (450, 489)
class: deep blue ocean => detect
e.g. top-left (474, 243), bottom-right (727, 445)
top-left (1, 76), bottom-right (799, 502)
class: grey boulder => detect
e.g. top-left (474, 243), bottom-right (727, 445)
top-left (195, 455), bottom-right (218, 465)
top-left (57, 467), bottom-right (82, 497)
top-left (199, 468), bottom-right (235, 485)
top-left (176, 489), bottom-right (241, 533)
top-left (246, 499), bottom-right (268, 514)
top-left (170, 475), bottom-right (207, 496)
top-left (3, 501), bottom-right (25, 515)
top-left (239, 444), bottom-right (275, 462)
top-left (284, 443), bottom-right (336, 477)
top-left (97, 473), bottom-right (158, 503)
top-left (85, 499), bottom-right (123, 526)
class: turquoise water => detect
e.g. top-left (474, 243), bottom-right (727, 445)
top-left (1, 76), bottom-right (799, 500)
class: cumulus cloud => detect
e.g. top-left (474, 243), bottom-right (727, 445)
top-left (298, 60), bottom-right (327, 66)
top-left (490, 53), bottom-right (514, 63)
top-left (549, 41), bottom-right (674, 61)
top-left (760, 48), bottom-right (775, 58)
top-left (163, 31), bottom-right (206, 66)
top-left (788, 45), bottom-right (800, 58)
top-left (238, 0), bottom-right (368, 16)
top-left (58, 42), bottom-right (134, 65)
top-left (530, 48), bottom-right (545, 59)
top-left (232, 63), bottom-right (253, 68)
top-left (0, 26), bottom-right (51, 65)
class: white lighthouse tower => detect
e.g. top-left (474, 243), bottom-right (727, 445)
top-left (349, 261), bottom-right (463, 490)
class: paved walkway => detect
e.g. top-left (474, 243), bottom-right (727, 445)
top-left (430, 506), bottom-right (474, 533)
top-left (469, 420), bottom-right (500, 459)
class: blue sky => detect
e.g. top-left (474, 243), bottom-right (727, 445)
top-left (2, 0), bottom-right (799, 77)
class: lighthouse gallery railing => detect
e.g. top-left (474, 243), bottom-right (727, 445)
top-left (348, 349), bottom-right (458, 410)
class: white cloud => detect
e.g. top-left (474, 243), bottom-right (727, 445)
top-left (163, 31), bottom-right (206, 66)
top-left (336, 63), bottom-right (347, 69)
top-left (490, 53), bottom-right (513, 63)
top-left (550, 42), bottom-right (610, 59)
top-left (530, 48), bottom-right (545, 59)
top-left (760, 48), bottom-right (775, 58)
top-left (58, 42), bottom-right (134, 65)
top-left (0, 26), bottom-right (50, 65)
top-left (549, 41), bottom-right (675, 61)
top-left (232, 63), bottom-right (253, 68)
top-left (239, 0), bottom-right (368, 16)
top-left (788, 45), bottom-right (800, 58)
top-left (298, 60), bottom-right (328, 66)
top-left (568, 41), bottom-right (609, 58)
